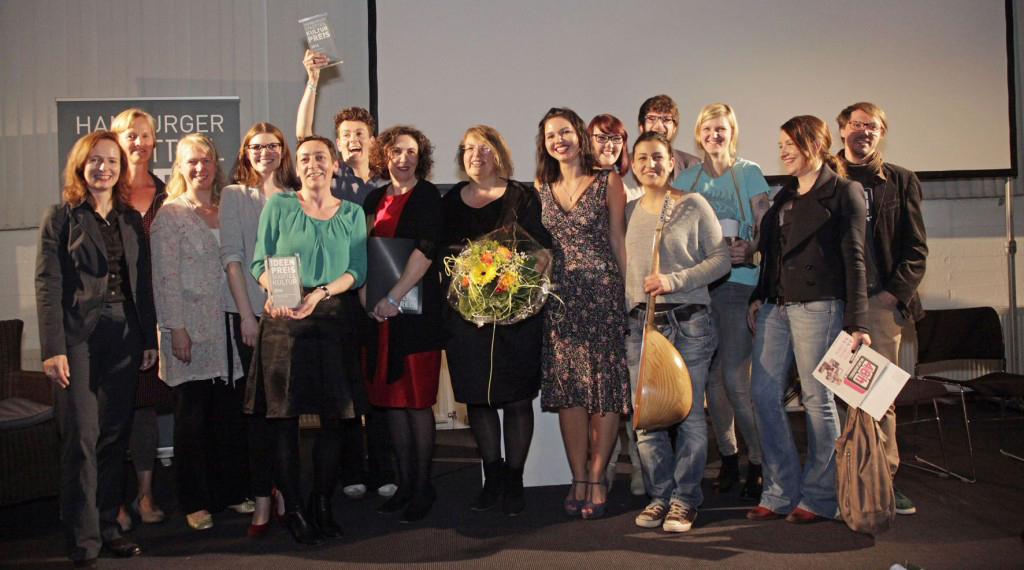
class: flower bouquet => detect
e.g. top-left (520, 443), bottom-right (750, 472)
top-left (444, 224), bottom-right (553, 327)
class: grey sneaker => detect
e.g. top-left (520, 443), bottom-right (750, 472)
top-left (662, 502), bottom-right (697, 533)
top-left (894, 487), bottom-right (916, 515)
top-left (635, 502), bottom-right (667, 528)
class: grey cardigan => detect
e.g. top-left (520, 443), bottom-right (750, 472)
top-left (219, 184), bottom-right (274, 316)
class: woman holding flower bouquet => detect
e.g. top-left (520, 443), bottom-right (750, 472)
top-left (535, 107), bottom-right (630, 520)
top-left (442, 125), bottom-right (553, 516)
top-left (361, 125), bottom-right (444, 524)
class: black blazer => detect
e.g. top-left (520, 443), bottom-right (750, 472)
top-left (36, 201), bottom-right (158, 360)
top-left (751, 164), bottom-right (868, 332)
top-left (362, 179), bottom-right (445, 382)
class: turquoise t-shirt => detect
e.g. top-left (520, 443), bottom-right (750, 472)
top-left (251, 192), bottom-right (367, 288)
top-left (672, 158), bottom-right (770, 286)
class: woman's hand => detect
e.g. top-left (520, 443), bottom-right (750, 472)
top-left (240, 315), bottom-right (259, 347)
top-left (303, 49), bottom-right (328, 83)
top-left (642, 273), bottom-right (672, 296)
top-left (170, 328), bottom-right (193, 364)
top-left (43, 355), bottom-right (70, 388)
top-left (140, 349), bottom-right (158, 371)
top-left (291, 289), bottom-right (327, 320)
top-left (850, 331), bottom-right (872, 351)
top-left (372, 297), bottom-right (400, 322)
top-left (747, 299), bottom-right (763, 333)
top-left (729, 239), bottom-right (753, 265)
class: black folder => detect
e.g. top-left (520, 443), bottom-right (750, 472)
top-left (365, 237), bottom-right (423, 314)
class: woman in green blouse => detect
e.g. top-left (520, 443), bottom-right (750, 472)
top-left (246, 135), bottom-right (367, 545)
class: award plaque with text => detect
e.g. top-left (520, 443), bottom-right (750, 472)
top-left (266, 254), bottom-right (303, 310)
top-left (299, 13), bottom-right (343, 67)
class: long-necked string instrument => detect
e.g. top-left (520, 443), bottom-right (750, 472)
top-left (632, 191), bottom-right (693, 431)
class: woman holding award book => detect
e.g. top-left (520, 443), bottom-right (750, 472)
top-left (151, 134), bottom-right (246, 531)
top-left (221, 122), bottom-right (299, 537)
top-left (247, 135), bottom-right (367, 545)
top-left (360, 125), bottom-right (444, 524)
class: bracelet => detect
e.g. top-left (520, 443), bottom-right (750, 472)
top-left (306, 80), bottom-right (317, 93)
top-left (386, 295), bottom-right (404, 313)
top-left (317, 285), bottom-right (330, 300)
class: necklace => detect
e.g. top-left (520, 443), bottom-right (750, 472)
top-left (556, 175), bottom-right (588, 209)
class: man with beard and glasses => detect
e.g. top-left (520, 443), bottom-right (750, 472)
top-left (623, 95), bottom-right (701, 200)
top-left (836, 102), bottom-right (928, 516)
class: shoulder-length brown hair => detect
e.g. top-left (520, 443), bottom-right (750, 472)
top-left (62, 130), bottom-right (130, 208)
top-left (456, 125), bottom-right (514, 180)
top-left (780, 115), bottom-right (845, 179)
top-left (588, 114), bottom-right (630, 177)
top-left (370, 125), bottom-right (434, 181)
top-left (231, 122), bottom-right (299, 190)
top-left (534, 107), bottom-right (598, 185)
top-left (166, 134), bottom-right (228, 205)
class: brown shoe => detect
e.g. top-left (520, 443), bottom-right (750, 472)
top-left (746, 506), bottom-right (781, 521)
top-left (785, 507), bottom-right (825, 524)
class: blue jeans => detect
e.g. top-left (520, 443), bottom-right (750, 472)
top-left (626, 307), bottom-right (717, 510)
top-left (750, 300), bottom-right (843, 518)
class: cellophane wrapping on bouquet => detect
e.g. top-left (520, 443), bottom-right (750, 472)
top-left (444, 223), bottom-right (553, 327)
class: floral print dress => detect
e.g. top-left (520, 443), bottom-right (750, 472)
top-left (539, 170), bottom-right (631, 414)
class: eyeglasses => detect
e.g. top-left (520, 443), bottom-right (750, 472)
top-left (247, 143), bottom-right (282, 153)
top-left (645, 114), bottom-right (675, 126)
top-left (846, 120), bottom-right (881, 133)
top-left (460, 145), bottom-right (493, 155)
top-left (592, 134), bottom-right (624, 144)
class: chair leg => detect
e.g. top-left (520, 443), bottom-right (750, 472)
top-left (997, 399), bottom-right (1024, 463)
top-left (906, 389), bottom-right (976, 483)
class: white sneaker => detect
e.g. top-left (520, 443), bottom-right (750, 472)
top-left (662, 502), bottom-right (697, 533)
top-left (343, 484), bottom-right (367, 499)
top-left (630, 470), bottom-right (645, 496)
top-left (377, 483), bottom-right (398, 497)
top-left (635, 502), bottom-right (667, 528)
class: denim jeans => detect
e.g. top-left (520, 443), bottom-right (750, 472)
top-left (706, 281), bottom-right (762, 463)
top-left (626, 307), bottom-right (717, 510)
top-left (750, 300), bottom-right (843, 518)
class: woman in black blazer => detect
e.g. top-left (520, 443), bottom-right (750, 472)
top-left (744, 115), bottom-right (870, 525)
top-left (36, 130), bottom-right (157, 566)
top-left (360, 125), bottom-right (444, 524)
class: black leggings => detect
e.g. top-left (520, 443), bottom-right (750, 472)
top-left (270, 417), bottom-right (345, 512)
top-left (466, 398), bottom-right (534, 469)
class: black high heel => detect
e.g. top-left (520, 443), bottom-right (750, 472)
top-left (283, 510), bottom-right (324, 546)
top-left (399, 485), bottom-right (436, 524)
top-left (309, 494), bottom-right (343, 539)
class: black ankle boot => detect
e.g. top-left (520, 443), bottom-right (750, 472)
top-left (739, 462), bottom-right (763, 500)
top-left (502, 466), bottom-right (525, 516)
top-left (309, 494), bottom-right (343, 539)
top-left (399, 484), bottom-right (436, 524)
top-left (713, 453), bottom-right (740, 493)
top-left (471, 460), bottom-right (504, 512)
top-left (283, 510), bottom-right (324, 546)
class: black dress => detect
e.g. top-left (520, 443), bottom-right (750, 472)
top-left (441, 180), bottom-right (553, 405)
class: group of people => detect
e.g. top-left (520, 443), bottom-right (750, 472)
top-left (36, 48), bottom-right (927, 567)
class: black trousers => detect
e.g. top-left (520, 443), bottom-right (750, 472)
top-left (228, 312), bottom-right (273, 497)
top-left (57, 303), bottom-right (141, 562)
top-left (171, 376), bottom-right (249, 514)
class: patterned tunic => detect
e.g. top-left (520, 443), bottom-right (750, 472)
top-left (539, 170), bottom-right (631, 414)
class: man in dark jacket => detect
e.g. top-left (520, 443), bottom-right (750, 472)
top-left (837, 102), bottom-right (928, 516)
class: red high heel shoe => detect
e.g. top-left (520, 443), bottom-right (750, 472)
top-left (247, 489), bottom-right (284, 538)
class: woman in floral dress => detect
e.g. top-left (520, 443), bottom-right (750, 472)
top-left (534, 107), bottom-right (630, 519)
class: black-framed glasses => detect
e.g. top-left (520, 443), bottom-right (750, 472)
top-left (645, 114), bottom-right (675, 126)
top-left (592, 134), bottom-right (624, 144)
top-left (247, 143), bottom-right (282, 153)
top-left (846, 120), bottom-right (881, 133)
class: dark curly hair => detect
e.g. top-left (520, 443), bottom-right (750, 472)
top-left (369, 125), bottom-right (434, 181)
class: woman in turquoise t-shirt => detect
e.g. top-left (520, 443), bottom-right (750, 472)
top-left (246, 135), bottom-right (367, 546)
top-left (672, 103), bottom-right (770, 500)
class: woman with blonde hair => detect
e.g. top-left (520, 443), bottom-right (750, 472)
top-left (745, 115), bottom-right (869, 524)
top-left (151, 134), bottom-right (245, 531)
top-left (110, 108), bottom-right (170, 529)
top-left (673, 103), bottom-right (770, 500)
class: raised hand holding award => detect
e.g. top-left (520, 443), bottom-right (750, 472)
top-left (299, 13), bottom-right (343, 67)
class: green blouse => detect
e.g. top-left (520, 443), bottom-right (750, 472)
top-left (251, 192), bottom-right (367, 288)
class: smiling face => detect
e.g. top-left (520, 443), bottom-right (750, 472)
top-left (778, 130), bottom-right (813, 177)
top-left (83, 139), bottom-right (122, 194)
top-left (179, 144), bottom-right (216, 194)
top-left (544, 117), bottom-right (580, 163)
top-left (840, 109), bottom-right (884, 164)
top-left (246, 132), bottom-right (283, 181)
top-left (387, 134), bottom-right (419, 185)
top-left (296, 139), bottom-right (340, 189)
top-left (632, 140), bottom-right (674, 190)
top-left (699, 115), bottom-right (733, 157)
top-left (117, 117), bottom-right (155, 166)
top-left (337, 120), bottom-right (374, 166)
top-left (643, 113), bottom-right (677, 142)
top-left (591, 127), bottom-right (623, 169)
top-left (462, 133), bottom-right (496, 182)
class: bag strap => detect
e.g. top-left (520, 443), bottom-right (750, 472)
top-left (692, 159), bottom-right (747, 224)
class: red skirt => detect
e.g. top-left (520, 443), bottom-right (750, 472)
top-left (364, 320), bottom-right (441, 409)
